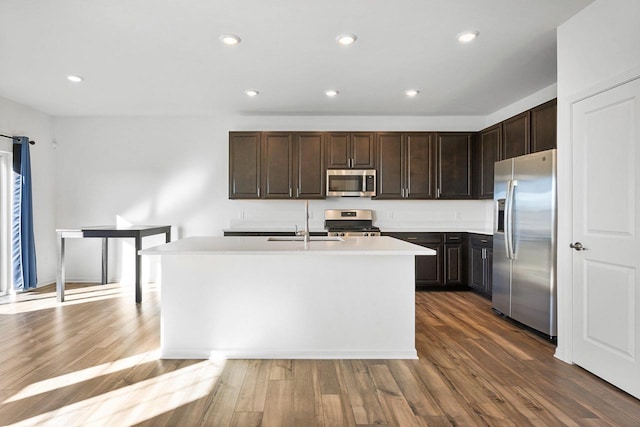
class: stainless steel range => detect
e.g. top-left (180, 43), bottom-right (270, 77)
top-left (324, 209), bottom-right (381, 237)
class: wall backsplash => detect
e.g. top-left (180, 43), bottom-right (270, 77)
top-left (227, 199), bottom-right (494, 233)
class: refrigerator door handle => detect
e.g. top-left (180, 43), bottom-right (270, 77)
top-left (508, 180), bottom-right (518, 259)
top-left (505, 179), bottom-right (518, 260)
top-left (504, 179), bottom-right (513, 259)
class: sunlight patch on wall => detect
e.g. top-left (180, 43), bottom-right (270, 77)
top-left (156, 167), bottom-right (208, 215)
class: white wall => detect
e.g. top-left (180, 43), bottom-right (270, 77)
top-left (556, 0), bottom-right (640, 362)
top-left (0, 41), bottom-right (565, 289)
top-left (53, 115), bottom-right (493, 283)
top-left (484, 83), bottom-right (557, 128)
top-left (0, 96), bottom-right (56, 287)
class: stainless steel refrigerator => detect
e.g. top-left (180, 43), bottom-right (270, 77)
top-left (493, 149), bottom-right (557, 337)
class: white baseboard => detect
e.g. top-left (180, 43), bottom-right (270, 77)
top-left (161, 348), bottom-right (418, 360)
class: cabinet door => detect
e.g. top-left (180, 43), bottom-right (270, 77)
top-left (326, 132), bottom-right (350, 169)
top-left (469, 245), bottom-right (485, 291)
top-left (229, 132), bottom-right (261, 199)
top-left (351, 133), bottom-right (376, 169)
top-left (485, 248), bottom-right (493, 295)
top-left (477, 124), bottom-right (501, 199)
top-left (444, 244), bottom-right (464, 285)
top-left (437, 133), bottom-right (473, 199)
top-left (416, 244), bottom-right (443, 286)
top-left (502, 111), bottom-right (530, 159)
top-left (262, 132), bottom-right (293, 199)
top-left (530, 99), bottom-right (557, 153)
top-left (294, 133), bottom-right (325, 199)
top-left (406, 133), bottom-right (436, 199)
top-left (376, 132), bottom-right (404, 199)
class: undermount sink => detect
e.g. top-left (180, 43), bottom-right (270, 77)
top-left (267, 236), bottom-right (344, 242)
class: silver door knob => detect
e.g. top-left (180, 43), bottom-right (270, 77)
top-left (570, 242), bottom-right (586, 251)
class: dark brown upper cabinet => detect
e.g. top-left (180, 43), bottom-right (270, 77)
top-left (502, 111), bottom-right (530, 160)
top-left (476, 124), bottom-right (502, 199)
top-left (437, 133), bottom-right (473, 199)
top-left (229, 132), bottom-right (261, 199)
top-left (376, 133), bottom-right (403, 198)
top-left (376, 132), bottom-right (436, 199)
top-left (262, 132), bottom-right (293, 199)
top-left (406, 133), bottom-right (437, 199)
top-left (230, 132), bottom-right (325, 199)
top-left (293, 132), bottom-right (325, 199)
top-left (326, 132), bottom-right (375, 169)
top-left (530, 99), bottom-right (557, 153)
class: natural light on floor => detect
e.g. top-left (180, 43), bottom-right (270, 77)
top-left (0, 283), bottom-right (144, 315)
top-left (4, 351), bottom-right (160, 403)
top-left (4, 356), bottom-right (226, 426)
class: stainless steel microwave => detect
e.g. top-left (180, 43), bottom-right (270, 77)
top-left (326, 169), bottom-right (376, 197)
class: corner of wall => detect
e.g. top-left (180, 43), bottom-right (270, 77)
top-left (483, 83), bottom-right (558, 129)
top-left (0, 95), bottom-right (57, 289)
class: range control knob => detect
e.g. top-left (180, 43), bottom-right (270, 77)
top-left (340, 232), bottom-right (345, 236)
top-left (364, 232), bottom-right (369, 237)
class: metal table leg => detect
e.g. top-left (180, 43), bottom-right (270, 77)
top-left (56, 232), bottom-right (65, 303)
top-left (135, 235), bottom-right (142, 303)
top-left (101, 238), bottom-right (108, 285)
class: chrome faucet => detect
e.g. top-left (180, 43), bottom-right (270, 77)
top-left (296, 200), bottom-right (311, 243)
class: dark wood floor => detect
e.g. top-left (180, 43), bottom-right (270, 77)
top-left (0, 283), bottom-right (639, 426)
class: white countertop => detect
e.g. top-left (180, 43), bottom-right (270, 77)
top-left (381, 228), bottom-right (493, 235)
top-left (142, 236), bottom-right (435, 256)
top-left (223, 228), bottom-right (494, 235)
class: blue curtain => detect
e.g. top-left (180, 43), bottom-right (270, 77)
top-left (12, 137), bottom-right (37, 291)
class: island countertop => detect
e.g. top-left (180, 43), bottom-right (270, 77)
top-left (141, 236), bottom-right (434, 256)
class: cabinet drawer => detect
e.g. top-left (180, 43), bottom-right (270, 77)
top-left (384, 232), bottom-right (442, 245)
top-left (470, 234), bottom-right (493, 247)
top-left (444, 233), bottom-right (464, 243)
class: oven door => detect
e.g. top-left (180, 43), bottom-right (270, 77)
top-left (326, 170), bottom-right (376, 197)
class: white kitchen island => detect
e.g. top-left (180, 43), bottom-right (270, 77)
top-left (142, 236), bottom-right (434, 359)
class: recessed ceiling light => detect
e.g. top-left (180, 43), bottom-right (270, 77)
top-left (336, 34), bottom-right (357, 46)
top-left (457, 31), bottom-right (479, 43)
top-left (325, 89), bottom-right (339, 97)
top-left (405, 89), bottom-right (419, 97)
top-left (67, 75), bottom-right (84, 83)
top-left (220, 34), bottom-right (241, 45)
top-left (244, 89), bottom-right (259, 97)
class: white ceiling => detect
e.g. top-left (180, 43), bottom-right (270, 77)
top-left (0, 0), bottom-right (592, 117)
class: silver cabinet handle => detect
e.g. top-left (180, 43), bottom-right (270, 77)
top-left (570, 242), bottom-right (587, 251)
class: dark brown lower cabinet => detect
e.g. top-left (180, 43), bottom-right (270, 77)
top-left (385, 232), bottom-right (467, 288)
top-left (416, 243), bottom-right (443, 286)
top-left (469, 234), bottom-right (493, 297)
top-left (444, 233), bottom-right (466, 285)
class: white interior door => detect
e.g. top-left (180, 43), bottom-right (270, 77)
top-left (571, 77), bottom-right (640, 399)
